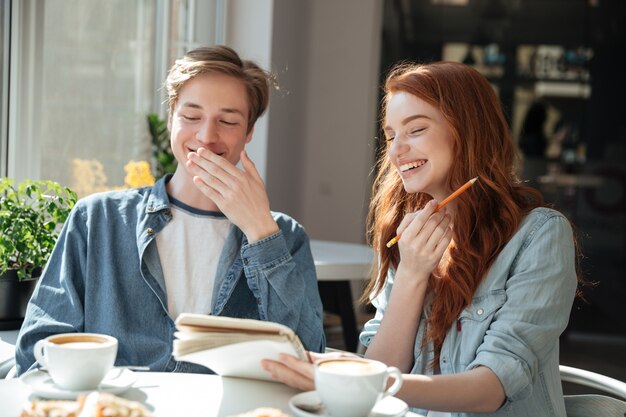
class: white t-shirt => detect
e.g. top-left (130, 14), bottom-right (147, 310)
top-left (156, 196), bottom-right (231, 319)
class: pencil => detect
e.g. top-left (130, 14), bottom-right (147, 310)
top-left (385, 176), bottom-right (479, 248)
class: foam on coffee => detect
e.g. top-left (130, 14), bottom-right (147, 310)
top-left (50, 335), bottom-right (110, 345)
top-left (318, 359), bottom-right (384, 376)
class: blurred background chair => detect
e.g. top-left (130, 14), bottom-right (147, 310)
top-left (560, 365), bottom-right (626, 416)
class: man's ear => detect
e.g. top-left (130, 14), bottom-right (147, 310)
top-left (245, 127), bottom-right (254, 144)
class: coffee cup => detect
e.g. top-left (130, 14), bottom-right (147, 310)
top-left (33, 333), bottom-right (118, 391)
top-left (314, 358), bottom-right (403, 417)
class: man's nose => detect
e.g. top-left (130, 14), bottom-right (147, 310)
top-left (195, 121), bottom-right (218, 144)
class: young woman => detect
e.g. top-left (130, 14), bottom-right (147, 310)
top-left (262, 61), bottom-right (578, 416)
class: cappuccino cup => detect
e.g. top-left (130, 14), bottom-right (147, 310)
top-left (315, 358), bottom-right (403, 417)
top-left (34, 333), bottom-right (118, 391)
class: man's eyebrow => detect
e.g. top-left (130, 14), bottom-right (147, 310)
top-left (180, 102), bottom-right (245, 117)
top-left (221, 108), bottom-right (246, 117)
top-left (180, 102), bottom-right (203, 110)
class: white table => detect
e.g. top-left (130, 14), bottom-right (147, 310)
top-left (310, 240), bottom-right (374, 353)
top-left (0, 330), bottom-right (19, 378)
top-left (310, 240), bottom-right (374, 282)
top-left (0, 372), bottom-right (300, 417)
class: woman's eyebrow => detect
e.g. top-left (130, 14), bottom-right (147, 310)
top-left (401, 114), bottom-right (431, 125)
top-left (384, 114), bottom-right (431, 131)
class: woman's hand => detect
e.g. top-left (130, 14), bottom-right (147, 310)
top-left (261, 351), bottom-right (358, 391)
top-left (186, 148), bottom-right (279, 242)
top-left (395, 199), bottom-right (453, 279)
top-left (261, 353), bottom-right (316, 391)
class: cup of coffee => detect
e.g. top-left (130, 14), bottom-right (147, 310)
top-left (314, 358), bottom-right (403, 417)
top-left (33, 333), bottom-right (118, 391)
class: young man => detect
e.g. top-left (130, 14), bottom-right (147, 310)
top-left (16, 46), bottom-right (325, 375)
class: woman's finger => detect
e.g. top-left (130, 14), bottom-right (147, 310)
top-left (396, 212), bottom-right (418, 237)
top-left (433, 226), bottom-right (454, 257)
top-left (399, 199), bottom-right (439, 243)
top-left (261, 357), bottom-right (315, 391)
top-left (424, 211), bottom-right (452, 247)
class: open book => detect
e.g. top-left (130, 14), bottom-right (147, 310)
top-left (173, 313), bottom-right (308, 381)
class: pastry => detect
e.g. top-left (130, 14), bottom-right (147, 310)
top-left (21, 392), bottom-right (151, 417)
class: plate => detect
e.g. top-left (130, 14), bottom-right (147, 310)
top-left (19, 367), bottom-right (137, 400)
top-left (289, 390), bottom-right (409, 417)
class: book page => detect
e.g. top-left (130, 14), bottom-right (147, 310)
top-left (175, 313), bottom-right (294, 335)
top-left (173, 332), bottom-right (288, 356)
top-left (175, 339), bottom-right (306, 381)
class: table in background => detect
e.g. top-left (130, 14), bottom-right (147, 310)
top-left (0, 330), bottom-right (18, 379)
top-left (310, 240), bottom-right (374, 353)
top-left (0, 372), bottom-right (300, 417)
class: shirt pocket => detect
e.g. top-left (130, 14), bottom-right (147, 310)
top-left (455, 289), bottom-right (507, 367)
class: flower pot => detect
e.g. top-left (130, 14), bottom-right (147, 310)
top-left (0, 270), bottom-right (38, 330)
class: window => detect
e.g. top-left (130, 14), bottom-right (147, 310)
top-left (0, 1), bottom-right (8, 176)
top-left (1, 0), bottom-right (224, 195)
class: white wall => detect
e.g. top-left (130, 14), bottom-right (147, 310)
top-left (268, 0), bottom-right (383, 243)
top-left (222, 0), bottom-right (383, 244)
top-left (264, 0), bottom-right (311, 221)
top-left (223, 0), bottom-right (274, 181)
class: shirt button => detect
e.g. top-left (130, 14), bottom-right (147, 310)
top-left (442, 356), bottom-right (447, 363)
top-left (477, 308), bottom-right (484, 316)
top-left (147, 206), bottom-right (154, 212)
top-left (147, 228), bottom-right (154, 235)
top-left (243, 258), bottom-right (249, 265)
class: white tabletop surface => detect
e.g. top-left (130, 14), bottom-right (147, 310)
top-left (0, 372), bottom-right (300, 417)
top-left (0, 330), bottom-right (19, 344)
top-left (310, 240), bottom-right (374, 281)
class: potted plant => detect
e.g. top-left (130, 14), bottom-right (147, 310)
top-left (147, 113), bottom-right (177, 179)
top-left (0, 178), bottom-right (77, 329)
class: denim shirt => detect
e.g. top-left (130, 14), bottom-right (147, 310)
top-left (361, 208), bottom-right (577, 417)
top-left (16, 175), bottom-right (325, 375)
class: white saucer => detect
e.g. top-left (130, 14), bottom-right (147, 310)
top-left (289, 390), bottom-right (409, 417)
top-left (19, 367), bottom-right (137, 400)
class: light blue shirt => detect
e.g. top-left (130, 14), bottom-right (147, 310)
top-left (361, 208), bottom-right (577, 416)
top-left (16, 175), bottom-right (325, 375)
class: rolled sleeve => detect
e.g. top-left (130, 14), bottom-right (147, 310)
top-left (241, 222), bottom-right (325, 353)
top-left (359, 268), bottom-right (394, 347)
top-left (240, 230), bottom-right (292, 271)
top-left (467, 214), bottom-right (577, 402)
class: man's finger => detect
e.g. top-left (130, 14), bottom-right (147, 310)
top-left (196, 147), bottom-right (242, 179)
top-left (240, 150), bottom-right (263, 183)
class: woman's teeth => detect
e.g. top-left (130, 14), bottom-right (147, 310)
top-left (400, 160), bottom-right (426, 172)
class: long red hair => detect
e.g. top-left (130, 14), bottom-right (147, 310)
top-left (363, 61), bottom-right (546, 366)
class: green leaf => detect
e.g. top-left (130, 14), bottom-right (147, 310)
top-left (0, 178), bottom-right (77, 280)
